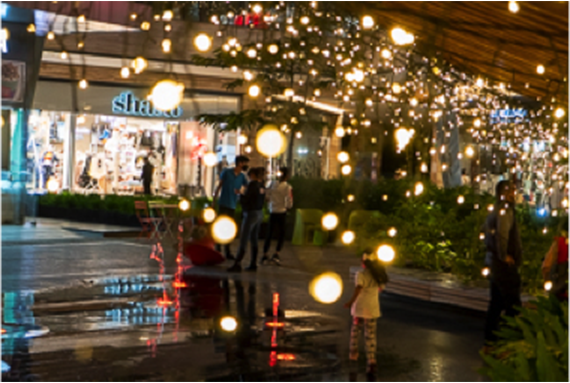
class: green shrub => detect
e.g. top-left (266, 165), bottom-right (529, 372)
top-left (480, 296), bottom-right (568, 382)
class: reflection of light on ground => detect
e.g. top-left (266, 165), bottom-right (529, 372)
top-left (284, 310), bottom-right (324, 318)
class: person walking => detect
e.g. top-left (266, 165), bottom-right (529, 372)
top-left (228, 168), bottom-right (265, 272)
top-left (344, 249), bottom-right (388, 378)
top-left (141, 156), bottom-right (154, 195)
top-left (261, 167), bottom-right (293, 266)
top-left (483, 180), bottom-right (522, 350)
top-left (213, 155), bottom-right (250, 260)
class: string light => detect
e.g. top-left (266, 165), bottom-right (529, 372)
top-left (27, 24), bottom-right (36, 33)
top-left (337, 151), bottom-right (350, 163)
top-left (322, 213), bottom-right (339, 230)
top-left (388, 227), bottom-right (397, 237)
top-left (220, 316), bottom-right (237, 332)
top-left (335, 127), bottom-right (346, 138)
top-left (132, 57), bottom-right (148, 74)
top-left (248, 84), bottom-right (261, 98)
top-left (391, 27), bottom-right (414, 45)
top-left (162, 10), bottom-right (173, 21)
top-left (212, 216), bottom-right (238, 244)
top-left (149, 80), bottom-right (184, 111)
top-left (203, 208), bottom-right (217, 223)
top-left (377, 245), bottom-right (395, 262)
top-left (341, 230), bottom-right (355, 245)
top-left (536, 64), bottom-right (545, 75)
top-left (341, 164), bottom-right (352, 175)
top-left (162, 39), bottom-right (172, 53)
top-left (140, 21), bottom-right (151, 31)
top-left (194, 33), bottom-right (212, 52)
top-left (60, 51), bottom-right (68, 59)
top-left (508, 1), bottom-right (520, 13)
top-left (256, 125), bottom-right (287, 157)
top-left (310, 272), bottom-right (343, 304)
top-left (554, 108), bottom-right (565, 119)
top-left (47, 31), bottom-right (55, 40)
top-left (361, 15), bottom-right (374, 29)
top-left (268, 44), bottom-right (279, 54)
top-left (465, 146), bottom-right (475, 158)
top-left (120, 66), bottom-right (130, 78)
top-left (203, 152), bottom-right (218, 167)
top-left (178, 199), bottom-right (190, 211)
top-left (78, 79), bottom-right (88, 89)
top-left (414, 182), bottom-right (424, 196)
top-left (77, 14), bottom-right (86, 23)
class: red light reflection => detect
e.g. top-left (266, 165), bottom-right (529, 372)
top-left (277, 353), bottom-right (296, 361)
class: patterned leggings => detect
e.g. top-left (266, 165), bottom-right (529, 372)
top-left (349, 317), bottom-right (377, 365)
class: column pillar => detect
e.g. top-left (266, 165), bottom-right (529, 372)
top-left (62, 113), bottom-right (76, 191)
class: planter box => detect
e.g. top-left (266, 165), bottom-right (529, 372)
top-left (38, 205), bottom-right (139, 227)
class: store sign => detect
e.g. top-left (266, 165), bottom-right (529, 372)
top-left (491, 109), bottom-right (527, 120)
top-left (112, 91), bottom-right (182, 118)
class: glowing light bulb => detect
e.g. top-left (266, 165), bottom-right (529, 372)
top-left (382, 195), bottom-right (388, 201)
top-left (353, 69), bottom-right (365, 82)
top-left (536, 64), bottom-right (545, 75)
top-left (377, 244), bottom-right (395, 262)
top-left (47, 31), bottom-right (55, 40)
top-left (482, 267), bottom-right (490, 277)
top-left (27, 24), bottom-right (36, 33)
top-left (322, 213), bottom-right (339, 231)
top-left (421, 163), bottom-right (428, 173)
top-left (238, 135), bottom-right (247, 145)
top-left (252, 4), bottom-right (263, 13)
top-left (457, 195), bottom-right (465, 204)
top-left (414, 182), bottom-right (424, 196)
top-left (212, 216), bottom-right (238, 244)
top-left (220, 316), bottom-right (237, 331)
top-left (149, 80), bottom-right (184, 111)
top-left (465, 146), bottom-right (475, 158)
top-left (388, 227), bottom-right (397, 237)
top-left (248, 84), bottom-right (261, 98)
top-left (284, 88), bottom-right (295, 97)
top-left (300, 16), bottom-right (310, 25)
top-left (247, 48), bottom-right (257, 58)
top-left (341, 230), bottom-right (355, 245)
top-left (395, 128), bottom-right (414, 151)
top-left (162, 38), bottom-right (172, 53)
top-left (132, 57), bottom-right (148, 74)
top-left (380, 48), bottom-right (392, 59)
top-left (508, 1), bottom-right (519, 13)
top-left (310, 272), bottom-right (343, 304)
top-left (410, 97), bottom-right (418, 107)
top-left (256, 125), bottom-right (287, 157)
top-left (203, 208), bottom-right (216, 223)
top-left (362, 15), bottom-right (374, 29)
top-left (78, 79), bottom-right (88, 89)
top-left (194, 33), bottom-right (212, 52)
top-left (120, 66), bottom-right (130, 78)
top-left (476, 78), bottom-right (484, 87)
top-left (162, 10), bottom-right (173, 21)
top-left (347, 194), bottom-right (355, 202)
top-left (554, 108), bottom-right (565, 119)
top-left (140, 21), bottom-right (151, 31)
top-left (178, 199), bottom-right (190, 211)
top-left (77, 14), bottom-right (86, 23)
top-left (203, 152), bottom-right (218, 167)
top-left (268, 44), bottom-right (279, 54)
top-left (544, 281), bottom-right (553, 291)
top-left (46, 178), bottom-right (59, 193)
top-left (474, 118), bottom-right (482, 128)
top-left (392, 83), bottom-right (402, 94)
top-left (335, 127), bottom-right (346, 138)
top-left (60, 51), bottom-right (68, 59)
top-left (337, 151), bottom-right (350, 163)
top-left (391, 27), bottom-right (414, 45)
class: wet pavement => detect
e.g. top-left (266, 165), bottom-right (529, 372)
top-left (2, 227), bottom-right (487, 381)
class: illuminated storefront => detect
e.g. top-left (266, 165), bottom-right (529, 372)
top-left (28, 80), bottom-right (240, 196)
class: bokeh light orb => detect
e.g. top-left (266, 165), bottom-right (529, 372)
top-left (457, 195), bottom-right (465, 204)
top-left (337, 151), bottom-right (350, 163)
top-left (150, 80), bottom-right (184, 111)
top-left (178, 199), bottom-right (190, 211)
top-left (47, 178), bottom-right (59, 193)
top-left (544, 281), bottom-right (553, 291)
top-left (212, 216), bottom-right (238, 244)
top-left (377, 244), bottom-right (395, 263)
top-left (309, 272), bottom-right (343, 304)
top-left (388, 227), bottom-right (397, 237)
top-left (321, 213), bottom-right (339, 231)
top-left (203, 152), bottom-right (218, 167)
top-left (220, 316), bottom-right (238, 332)
top-left (256, 125), bottom-right (287, 157)
top-left (482, 267), bottom-right (490, 277)
top-left (203, 208), bottom-right (216, 223)
top-left (341, 164), bottom-right (352, 175)
top-left (341, 230), bottom-right (355, 245)
top-left (194, 33), bottom-right (212, 52)
top-left (414, 182), bottom-right (424, 196)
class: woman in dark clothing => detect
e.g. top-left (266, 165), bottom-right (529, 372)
top-left (228, 168), bottom-right (265, 272)
top-left (141, 156), bottom-right (154, 195)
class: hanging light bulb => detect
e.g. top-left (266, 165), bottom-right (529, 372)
top-left (474, 118), bottom-right (482, 128)
top-left (388, 227), bottom-right (397, 237)
top-left (536, 64), bottom-right (545, 75)
top-left (420, 163), bottom-right (428, 173)
top-left (377, 245), bottom-right (395, 262)
top-left (337, 151), bottom-right (350, 163)
top-left (131, 57), bottom-right (148, 74)
top-left (252, 4), bottom-right (263, 13)
top-left (508, 1), bottom-right (520, 13)
top-left (347, 194), bottom-right (355, 202)
top-left (60, 51), bottom-right (68, 59)
top-left (203, 152), bottom-right (218, 167)
top-left (47, 31), bottom-right (55, 40)
top-left (268, 44), bottom-right (279, 54)
top-left (300, 16), bottom-right (310, 25)
top-left (162, 9), bottom-right (173, 21)
top-left (410, 98), bottom-right (418, 107)
top-left (140, 21), bottom-right (151, 31)
top-left (341, 230), bottom-right (355, 245)
top-left (248, 84), bottom-right (261, 98)
top-left (341, 164), bottom-right (352, 175)
top-left (554, 107), bottom-right (565, 119)
top-left (335, 127), bottom-right (346, 138)
top-left (284, 88), bottom-right (295, 97)
top-left (178, 199), bottom-right (190, 211)
top-left (149, 80), bottom-right (184, 111)
top-left (361, 15), bottom-right (374, 29)
top-left (465, 146), bottom-right (475, 158)
top-left (392, 83), bottom-right (402, 94)
top-left (212, 216), bottom-right (238, 244)
top-left (27, 24), bottom-right (36, 33)
top-left (395, 128), bottom-right (414, 151)
top-left (194, 33), bottom-right (212, 52)
top-left (309, 272), bottom-right (343, 304)
top-left (391, 27), bottom-right (414, 45)
top-left (162, 38), bottom-right (172, 53)
top-left (203, 208), bottom-right (217, 223)
top-left (120, 66), bottom-right (130, 78)
top-left (78, 79), bottom-right (88, 89)
top-left (457, 195), bottom-right (465, 204)
top-left (77, 14), bottom-right (86, 23)
top-left (247, 48), bottom-right (257, 58)
top-left (380, 48), bottom-right (392, 59)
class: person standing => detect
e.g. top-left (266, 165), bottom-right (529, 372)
top-left (344, 249), bottom-right (388, 378)
top-left (483, 180), bottom-right (522, 350)
top-left (213, 155), bottom-right (250, 260)
top-left (228, 168), bottom-right (265, 272)
top-left (141, 156), bottom-right (154, 195)
top-left (261, 167), bottom-right (293, 266)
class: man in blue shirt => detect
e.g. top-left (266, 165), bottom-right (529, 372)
top-left (213, 155), bottom-right (249, 260)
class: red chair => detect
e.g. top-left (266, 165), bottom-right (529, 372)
top-left (134, 201), bottom-right (162, 239)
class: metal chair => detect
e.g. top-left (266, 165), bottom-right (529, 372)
top-left (134, 201), bottom-right (162, 239)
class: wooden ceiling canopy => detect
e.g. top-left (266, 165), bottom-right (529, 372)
top-left (346, 1), bottom-right (568, 104)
